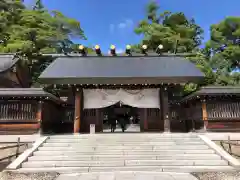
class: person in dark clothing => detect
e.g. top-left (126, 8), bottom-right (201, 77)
top-left (118, 114), bottom-right (127, 132)
top-left (110, 118), bottom-right (116, 132)
top-left (107, 110), bottom-right (116, 133)
top-left (108, 114), bottom-right (116, 133)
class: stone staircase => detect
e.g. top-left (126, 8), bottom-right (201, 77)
top-left (17, 133), bottom-right (234, 173)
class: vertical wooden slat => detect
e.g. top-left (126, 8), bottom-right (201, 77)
top-left (0, 104), bottom-right (2, 120)
top-left (3, 103), bottom-right (6, 120)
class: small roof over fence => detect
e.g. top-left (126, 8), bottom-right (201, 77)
top-left (0, 88), bottom-right (65, 104)
top-left (180, 86), bottom-right (240, 102)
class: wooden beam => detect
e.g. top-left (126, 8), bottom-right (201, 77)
top-left (202, 99), bottom-right (208, 131)
top-left (0, 123), bottom-right (40, 130)
top-left (74, 89), bottom-right (81, 133)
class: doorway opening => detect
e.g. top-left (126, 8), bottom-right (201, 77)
top-left (103, 102), bottom-right (140, 133)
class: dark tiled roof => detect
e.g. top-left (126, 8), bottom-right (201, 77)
top-left (0, 88), bottom-right (65, 104)
top-left (0, 55), bottom-right (18, 73)
top-left (181, 86), bottom-right (240, 102)
top-left (195, 86), bottom-right (240, 95)
top-left (39, 55), bottom-right (204, 84)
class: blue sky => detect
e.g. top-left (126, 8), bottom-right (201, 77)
top-left (25, 0), bottom-right (240, 53)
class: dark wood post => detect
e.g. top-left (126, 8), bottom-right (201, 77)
top-left (74, 88), bottom-right (82, 133)
top-left (36, 100), bottom-right (43, 133)
top-left (144, 109), bottom-right (148, 131)
top-left (189, 101), bottom-right (195, 132)
top-left (160, 86), bottom-right (170, 132)
top-left (201, 99), bottom-right (208, 131)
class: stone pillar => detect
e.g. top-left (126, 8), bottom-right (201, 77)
top-left (36, 100), bottom-right (43, 134)
top-left (201, 99), bottom-right (208, 131)
top-left (74, 88), bottom-right (81, 133)
top-left (160, 87), bottom-right (170, 132)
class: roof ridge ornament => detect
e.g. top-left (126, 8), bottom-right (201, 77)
top-left (78, 45), bottom-right (87, 56)
top-left (141, 45), bottom-right (148, 56)
top-left (156, 44), bottom-right (164, 56)
top-left (125, 45), bottom-right (132, 56)
top-left (95, 45), bottom-right (102, 56)
top-left (110, 45), bottom-right (116, 56)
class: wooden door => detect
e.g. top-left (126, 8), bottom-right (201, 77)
top-left (139, 108), bottom-right (163, 132)
top-left (81, 108), bottom-right (104, 133)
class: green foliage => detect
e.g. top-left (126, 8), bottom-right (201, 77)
top-left (184, 52), bottom-right (216, 94)
top-left (135, 2), bottom-right (240, 93)
top-left (206, 16), bottom-right (240, 85)
top-left (134, 1), bottom-right (203, 53)
top-left (135, 1), bottom-right (208, 94)
top-left (0, 0), bottom-right (86, 85)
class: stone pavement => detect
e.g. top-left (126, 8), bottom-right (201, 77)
top-left (56, 172), bottom-right (198, 180)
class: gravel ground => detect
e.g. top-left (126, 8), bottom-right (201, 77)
top-left (0, 172), bottom-right (59, 180)
top-left (192, 172), bottom-right (240, 180)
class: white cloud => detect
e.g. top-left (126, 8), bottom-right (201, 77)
top-left (109, 19), bottom-right (134, 33)
top-left (118, 23), bottom-right (127, 29)
top-left (118, 19), bottom-right (133, 29)
top-left (116, 48), bottom-right (124, 54)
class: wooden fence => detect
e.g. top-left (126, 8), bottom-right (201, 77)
top-left (220, 136), bottom-right (240, 158)
top-left (0, 100), bottom-right (37, 122)
top-left (170, 99), bottom-right (240, 132)
top-left (0, 99), bottom-right (70, 135)
top-left (0, 100), bottom-right (39, 135)
top-left (0, 137), bottom-right (29, 162)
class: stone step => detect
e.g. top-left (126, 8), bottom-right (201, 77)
top-left (49, 134), bottom-right (198, 138)
top-left (44, 141), bottom-right (205, 146)
top-left (34, 149), bottom-right (216, 156)
top-left (46, 140), bottom-right (202, 144)
top-left (38, 145), bottom-right (210, 151)
top-left (28, 154), bottom-right (222, 161)
top-left (48, 137), bottom-right (200, 141)
top-left (21, 159), bottom-right (228, 168)
top-left (48, 135), bottom-right (199, 140)
top-left (17, 166), bottom-right (235, 173)
top-left (49, 135), bottom-right (199, 138)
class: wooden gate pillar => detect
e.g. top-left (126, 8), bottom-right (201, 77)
top-left (36, 100), bottom-right (43, 134)
top-left (201, 99), bottom-right (208, 131)
top-left (74, 88), bottom-right (82, 133)
top-left (160, 87), bottom-right (170, 132)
